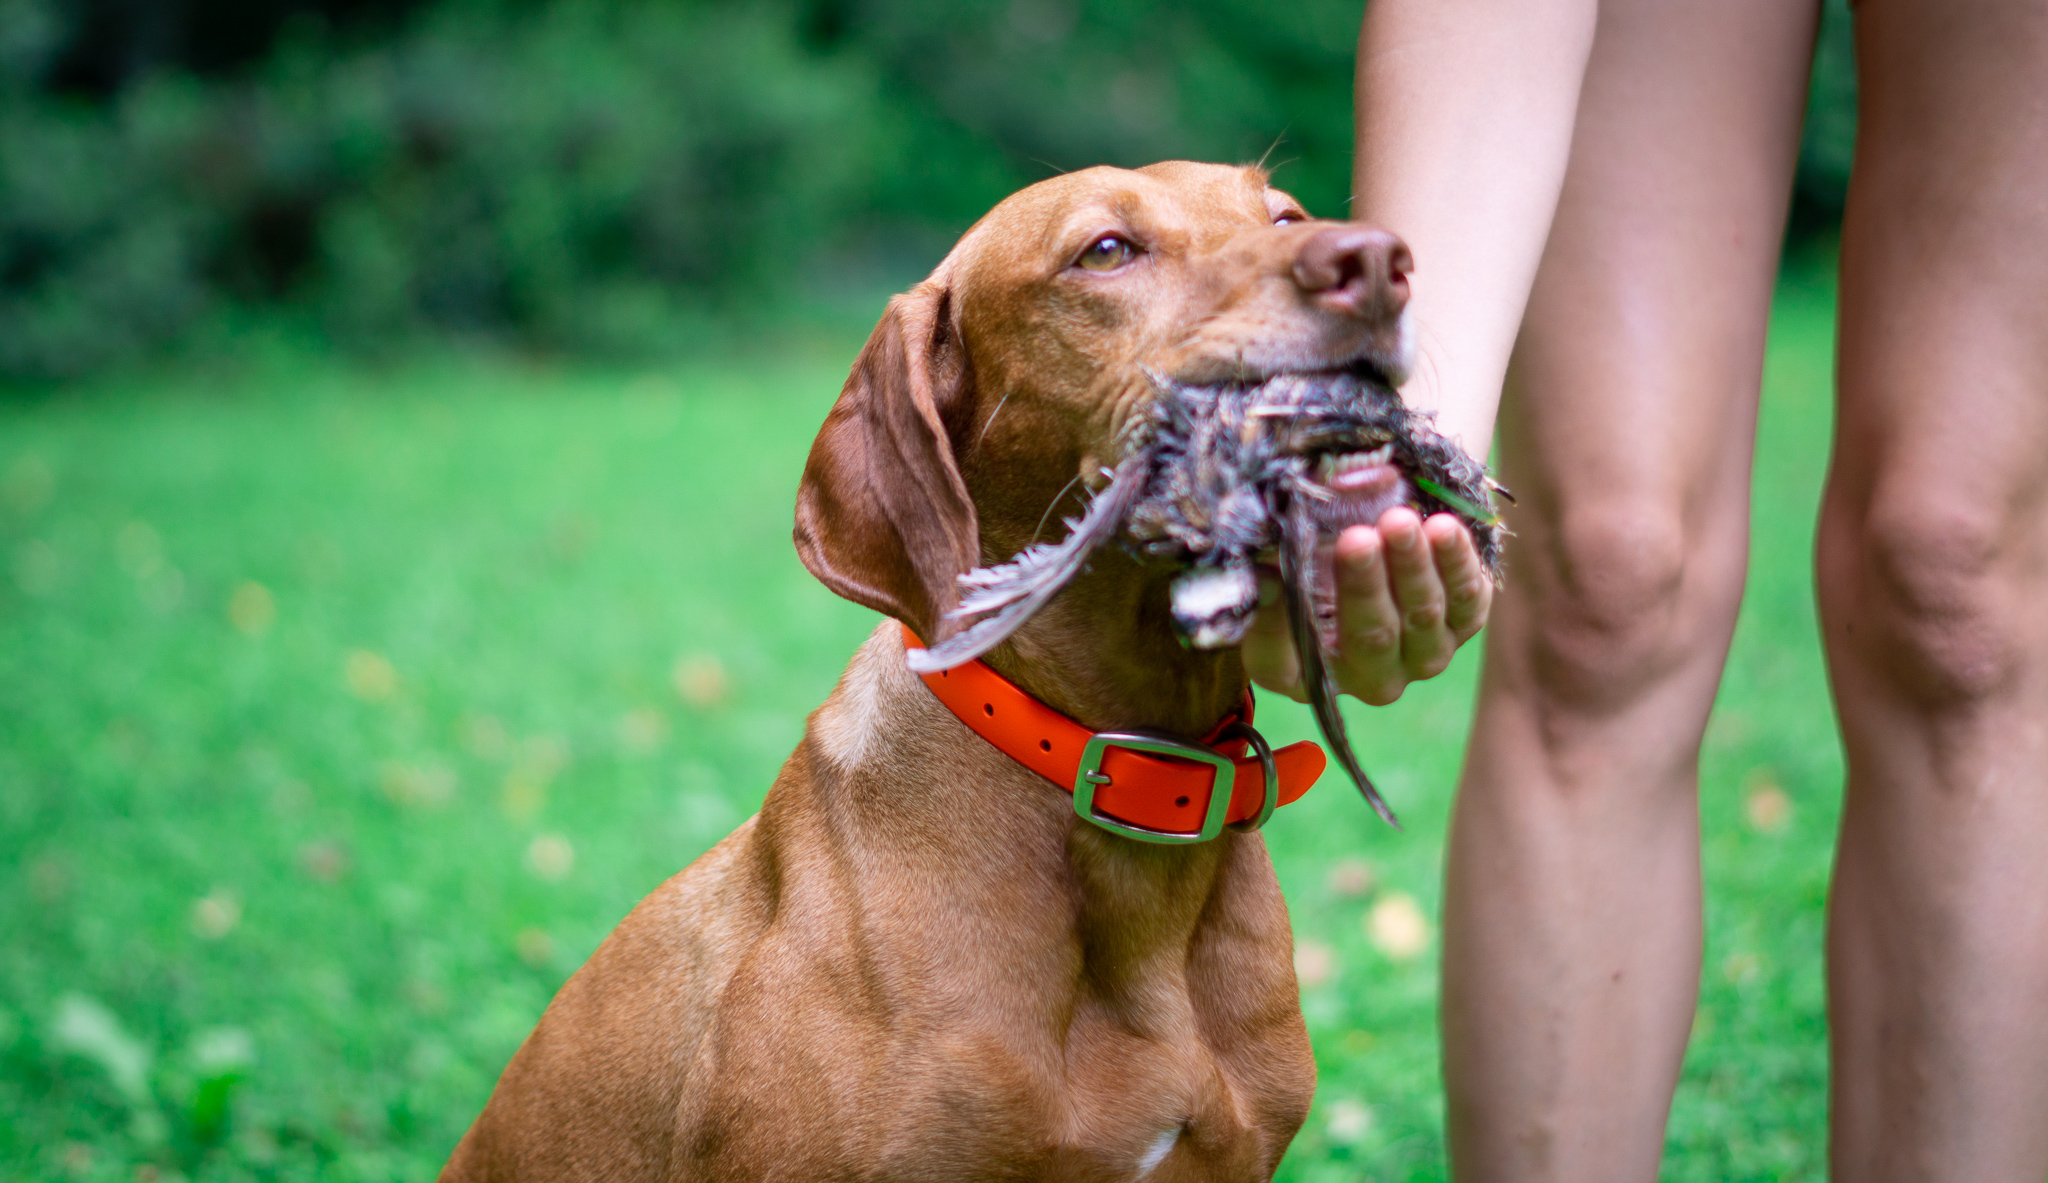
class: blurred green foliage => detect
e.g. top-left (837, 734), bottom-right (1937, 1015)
top-left (1, 0), bottom-right (1856, 382)
top-left (1, 0), bottom-right (897, 378)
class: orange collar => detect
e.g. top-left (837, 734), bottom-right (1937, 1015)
top-left (902, 625), bottom-right (1325, 843)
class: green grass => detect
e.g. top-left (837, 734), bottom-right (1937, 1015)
top-left (2, 273), bottom-right (1840, 1182)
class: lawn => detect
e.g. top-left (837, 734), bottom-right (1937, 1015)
top-left (2, 270), bottom-right (1840, 1182)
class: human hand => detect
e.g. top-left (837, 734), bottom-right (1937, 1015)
top-left (1241, 507), bottom-right (1493, 706)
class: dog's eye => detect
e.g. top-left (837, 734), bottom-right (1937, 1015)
top-left (1077, 235), bottom-right (1138, 272)
top-left (1274, 212), bottom-right (1306, 225)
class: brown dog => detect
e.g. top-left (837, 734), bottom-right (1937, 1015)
top-left (441, 161), bottom-right (1414, 1182)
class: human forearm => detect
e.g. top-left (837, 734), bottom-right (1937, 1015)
top-left (1241, 0), bottom-right (1596, 707)
top-left (1354, 0), bottom-right (1597, 457)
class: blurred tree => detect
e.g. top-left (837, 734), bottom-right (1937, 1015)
top-left (2, 0), bottom-right (891, 376)
top-left (0, 0), bottom-right (1858, 383)
top-left (42, 0), bottom-right (423, 95)
top-left (802, 0), bottom-right (1362, 221)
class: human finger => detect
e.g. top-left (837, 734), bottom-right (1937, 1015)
top-left (1425, 513), bottom-right (1494, 644)
top-left (1241, 569), bottom-right (1307, 702)
top-left (1331, 524), bottom-right (1409, 704)
top-left (1377, 507), bottom-right (1456, 680)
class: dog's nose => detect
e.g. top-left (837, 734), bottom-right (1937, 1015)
top-left (1291, 226), bottom-right (1412, 321)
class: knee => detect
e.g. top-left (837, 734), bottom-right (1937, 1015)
top-left (1822, 497), bottom-right (2026, 707)
top-left (1514, 506), bottom-right (1721, 709)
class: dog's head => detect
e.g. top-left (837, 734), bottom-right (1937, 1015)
top-left (795, 161), bottom-right (1414, 651)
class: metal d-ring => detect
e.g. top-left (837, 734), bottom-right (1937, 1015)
top-left (1219, 720), bottom-right (1279, 833)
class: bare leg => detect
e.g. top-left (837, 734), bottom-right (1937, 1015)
top-left (1439, 1), bottom-right (1817, 1178)
top-left (1822, 2), bottom-right (2048, 1178)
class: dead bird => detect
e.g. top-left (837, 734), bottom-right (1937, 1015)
top-left (910, 364), bottom-right (1506, 827)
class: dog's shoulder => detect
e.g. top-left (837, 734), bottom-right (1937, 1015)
top-left (444, 822), bottom-right (771, 1182)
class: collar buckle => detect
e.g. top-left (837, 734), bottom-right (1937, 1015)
top-left (1072, 724), bottom-right (1277, 844)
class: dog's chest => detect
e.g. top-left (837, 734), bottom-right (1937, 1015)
top-left (679, 970), bottom-right (1311, 1182)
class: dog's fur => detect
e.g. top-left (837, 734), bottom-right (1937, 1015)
top-left (441, 161), bottom-right (1414, 1182)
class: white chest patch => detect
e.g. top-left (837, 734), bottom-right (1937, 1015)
top-left (809, 626), bottom-right (903, 770)
top-left (1136, 1126), bottom-right (1181, 1177)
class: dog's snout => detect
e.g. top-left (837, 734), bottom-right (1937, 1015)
top-left (1291, 227), bottom-right (1411, 321)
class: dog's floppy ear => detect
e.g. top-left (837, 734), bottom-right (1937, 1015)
top-left (795, 282), bottom-right (979, 647)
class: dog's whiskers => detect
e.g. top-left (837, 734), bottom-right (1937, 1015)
top-left (1029, 469), bottom-right (1092, 546)
top-left (974, 388), bottom-right (1016, 453)
top-left (1168, 311), bottom-right (1229, 355)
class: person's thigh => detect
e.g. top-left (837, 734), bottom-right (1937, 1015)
top-left (1441, 0), bottom-right (1817, 1178)
top-left (1821, 2), bottom-right (2048, 1178)
top-left (1487, 0), bottom-right (1817, 714)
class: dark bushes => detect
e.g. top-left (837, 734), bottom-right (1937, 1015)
top-left (2, 0), bottom-right (894, 377)
top-left (0, 0), bottom-right (1856, 383)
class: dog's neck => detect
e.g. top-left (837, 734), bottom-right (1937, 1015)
top-left (978, 557), bottom-right (1248, 739)
top-left (800, 619), bottom-right (1262, 1025)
